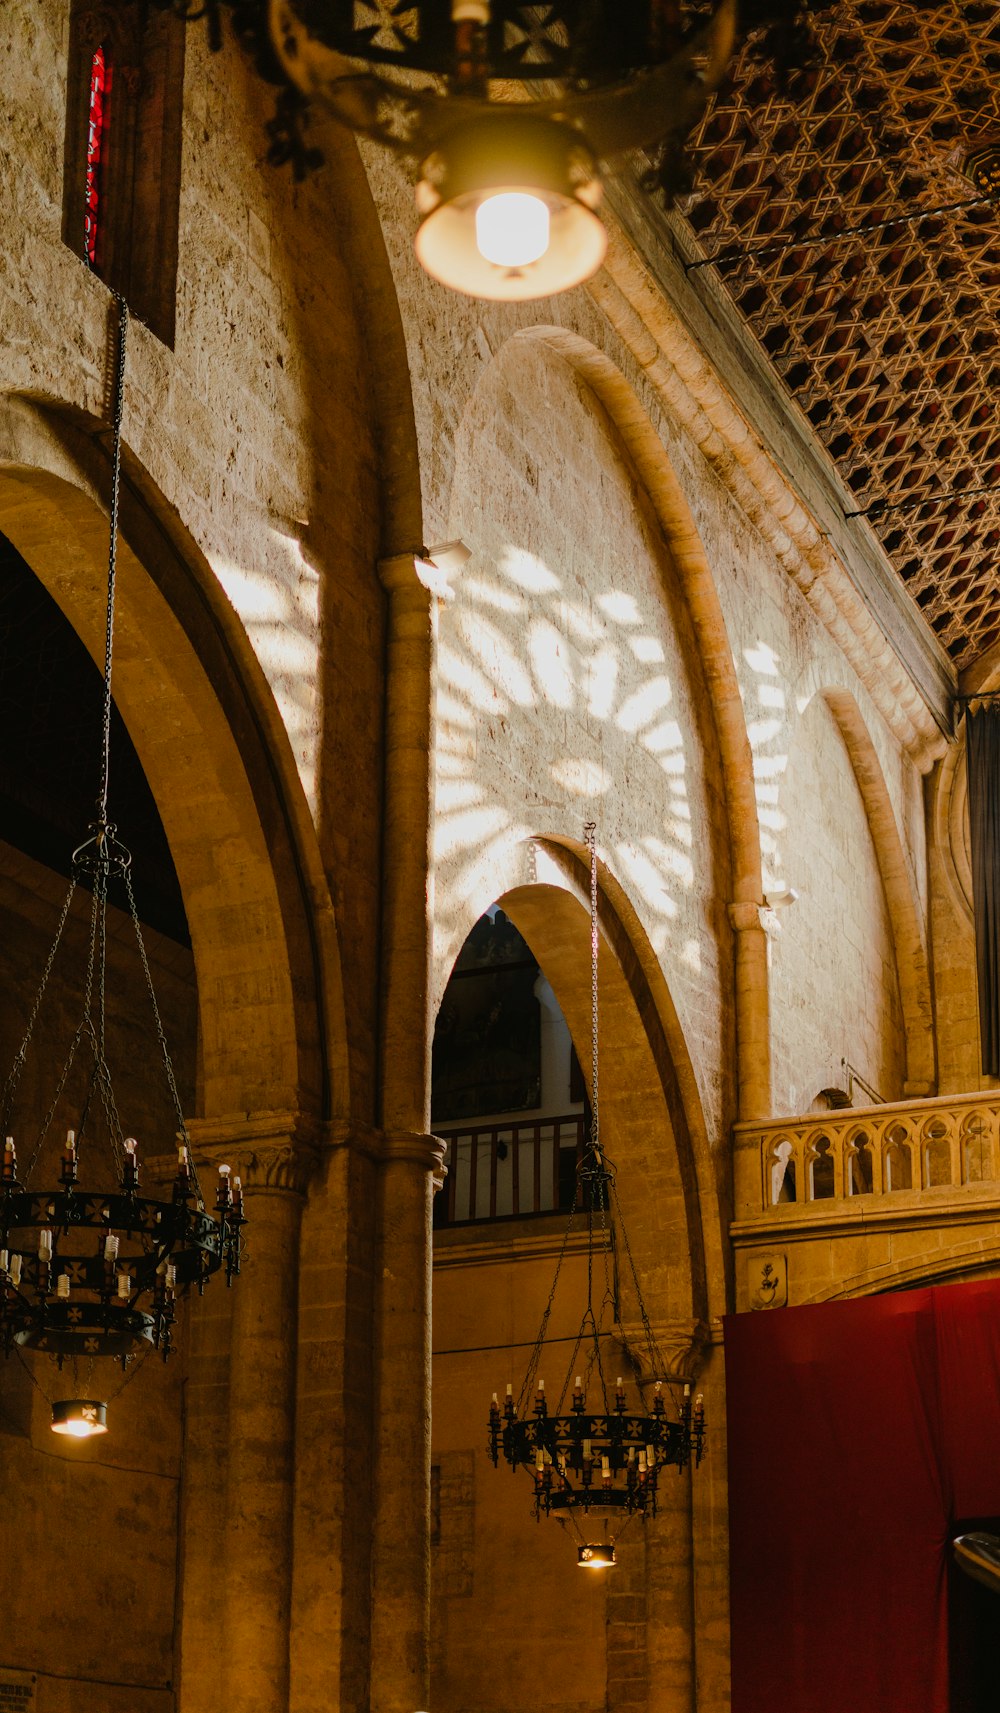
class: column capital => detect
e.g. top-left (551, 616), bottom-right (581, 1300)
top-left (380, 1130), bottom-right (448, 1179)
top-left (618, 1317), bottom-right (711, 1384)
top-left (728, 899), bottom-right (768, 935)
top-left (150, 1110), bottom-right (322, 1197)
top-left (378, 540), bottom-right (469, 601)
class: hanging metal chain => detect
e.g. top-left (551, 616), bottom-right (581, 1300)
top-left (0, 876), bottom-right (77, 1135)
top-left (22, 874), bottom-right (102, 1182)
top-left (98, 293), bottom-right (129, 823)
top-left (122, 869), bottom-right (203, 1202)
top-left (585, 822), bottom-right (600, 1159)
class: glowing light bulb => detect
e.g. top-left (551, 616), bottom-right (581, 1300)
top-left (475, 193), bottom-right (550, 269)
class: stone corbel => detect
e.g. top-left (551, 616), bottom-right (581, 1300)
top-left (381, 1130), bottom-right (449, 1191)
top-left (617, 1316), bottom-right (712, 1384)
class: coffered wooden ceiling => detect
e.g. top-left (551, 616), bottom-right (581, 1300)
top-left (684, 0), bottom-right (1000, 670)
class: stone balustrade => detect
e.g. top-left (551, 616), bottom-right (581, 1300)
top-left (734, 1091), bottom-right (1000, 1222)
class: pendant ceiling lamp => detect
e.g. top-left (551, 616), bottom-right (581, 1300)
top-left (487, 824), bottom-right (704, 1566)
top-left (0, 297), bottom-right (245, 1437)
top-left (158, 0), bottom-right (816, 301)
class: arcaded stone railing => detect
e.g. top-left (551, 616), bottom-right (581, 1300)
top-left (733, 1091), bottom-right (1000, 1220)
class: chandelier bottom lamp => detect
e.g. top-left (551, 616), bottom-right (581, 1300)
top-left (489, 1376), bottom-right (705, 1519)
top-left (0, 1133), bottom-right (243, 1371)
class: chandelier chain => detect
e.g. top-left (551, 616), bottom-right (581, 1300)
top-left (123, 869), bottom-right (202, 1201)
top-left (517, 1201), bottom-right (578, 1414)
top-left (0, 878), bottom-right (77, 1138)
top-left (98, 294), bottom-right (129, 825)
top-left (586, 822), bottom-right (599, 1159)
top-left (22, 878), bottom-right (103, 1182)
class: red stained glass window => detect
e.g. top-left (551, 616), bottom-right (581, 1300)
top-left (84, 44), bottom-right (111, 269)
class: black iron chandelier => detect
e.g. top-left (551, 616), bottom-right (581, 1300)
top-left (160, 0), bottom-right (815, 300)
top-left (0, 298), bottom-right (244, 1438)
top-left (487, 825), bottom-right (704, 1568)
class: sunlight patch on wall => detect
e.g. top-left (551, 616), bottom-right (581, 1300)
top-left (744, 641), bottom-right (781, 677)
top-left (500, 547), bottom-right (561, 594)
top-left (462, 575), bottom-right (525, 614)
top-left (550, 757), bottom-right (612, 797)
top-left (644, 834), bottom-right (694, 889)
top-left (437, 778), bottom-right (486, 813)
top-left (583, 647), bottom-right (619, 719)
top-left (629, 635), bottom-right (666, 664)
top-left (597, 591), bottom-right (642, 626)
top-left (439, 643), bottom-right (508, 714)
top-left (528, 619), bottom-right (575, 708)
top-left (217, 537), bottom-right (320, 813)
top-left (617, 675), bottom-right (673, 734)
top-left (436, 690), bottom-right (478, 734)
top-left (458, 611), bottom-right (536, 706)
top-left (615, 842), bottom-right (678, 918)
top-left (435, 805), bottom-right (510, 862)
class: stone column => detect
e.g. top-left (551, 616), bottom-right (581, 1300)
top-left (371, 546), bottom-right (460, 1713)
top-left (370, 1129), bottom-right (447, 1713)
top-left (188, 1116), bottom-right (316, 1713)
top-left (728, 901), bottom-right (772, 1121)
top-left (618, 1320), bottom-right (708, 1713)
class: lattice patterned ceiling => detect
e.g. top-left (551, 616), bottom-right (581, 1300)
top-left (684, 0), bottom-right (1000, 670)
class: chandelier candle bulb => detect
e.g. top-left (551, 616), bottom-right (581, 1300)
top-left (38, 1229), bottom-right (52, 1258)
top-left (116, 1272), bottom-right (129, 1300)
top-left (10, 1255), bottom-right (21, 1287)
top-left (104, 1234), bottom-right (118, 1263)
top-left (0, 1250), bottom-right (7, 1272)
top-left (57, 1274), bottom-right (70, 1299)
top-left (3, 1137), bottom-right (15, 1181)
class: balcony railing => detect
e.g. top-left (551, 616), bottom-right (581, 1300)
top-left (734, 1091), bottom-right (1000, 1220)
top-left (434, 1113), bottom-right (586, 1227)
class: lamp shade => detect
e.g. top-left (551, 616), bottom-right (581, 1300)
top-left (51, 1398), bottom-right (108, 1437)
top-left (415, 115), bottom-right (606, 301)
top-left (578, 1542), bottom-right (617, 1569)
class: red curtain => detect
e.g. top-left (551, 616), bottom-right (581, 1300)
top-left (726, 1278), bottom-right (1000, 1713)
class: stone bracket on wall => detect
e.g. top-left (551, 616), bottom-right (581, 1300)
top-left (618, 1315), bottom-right (711, 1383)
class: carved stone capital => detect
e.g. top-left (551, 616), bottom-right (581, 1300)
top-left (728, 900), bottom-right (768, 935)
top-left (381, 1131), bottom-right (449, 1180)
top-left (168, 1111), bottom-right (321, 1197)
top-left (618, 1317), bottom-right (711, 1384)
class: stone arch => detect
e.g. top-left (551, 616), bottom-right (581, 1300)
top-left (433, 832), bottom-right (727, 1326)
top-left (498, 326), bottom-right (761, 916)
top-left (442, 324), bottom-right (769, 1118)
top-left (819, 687), bottom-right (936, 1096)
top-left (0, 404), bottom-right (346, 1122)
top-left (802, 1241), bottom-right (1000, 1303)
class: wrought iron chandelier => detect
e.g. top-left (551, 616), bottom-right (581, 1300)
top-left (0, 297), bottom-right (244, 1438)
top-left (160, 0), bottom-right (815, 300)
top-left (487, 824), bottom-right (704, 1567)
